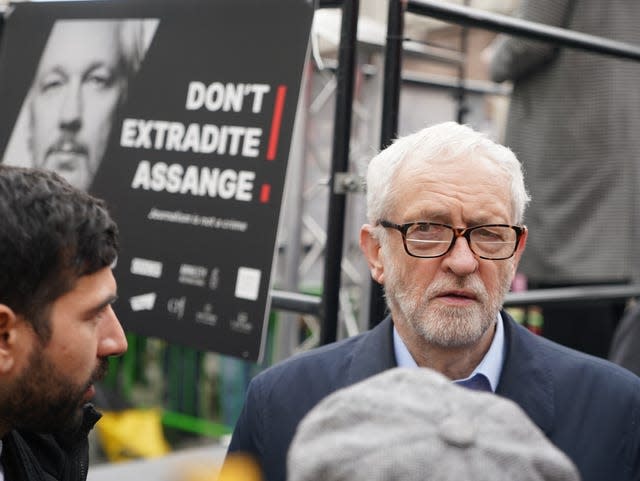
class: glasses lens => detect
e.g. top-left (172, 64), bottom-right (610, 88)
top-left (470, 226), bottom-right (516, 259)
top-left (404, 223), bottom-right (453, 257)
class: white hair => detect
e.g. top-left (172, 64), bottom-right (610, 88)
top-left (366, 121), bottom-right (530, 226)
top-left (116, 19), bottom-right (159, 78)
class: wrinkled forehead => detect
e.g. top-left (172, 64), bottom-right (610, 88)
top-left (392, 152), bottom-right (515, 219)
top-left (37, 20), bottom-right (122, 75)
top-left (398, 149), bottom-right (510, 185)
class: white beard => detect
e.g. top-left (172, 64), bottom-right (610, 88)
top-left (384, 261), bottom-right (512, 348)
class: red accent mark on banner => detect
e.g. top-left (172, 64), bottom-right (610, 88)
top-left (260, 184), bottom-right (271, 203)
top-left (266, 85), bottom-right (287, 161)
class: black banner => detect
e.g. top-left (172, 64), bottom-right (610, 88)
top-left (0, 0), bottom-right (314, 361)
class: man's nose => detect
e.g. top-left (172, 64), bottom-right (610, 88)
top-left (98, 306), bottom-right (128, 358)
top-left (441, 236), bottom-right (479, 276)
top-left (59, 84), bottom-right (82, 131)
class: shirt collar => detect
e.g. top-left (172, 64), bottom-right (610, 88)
top-left (393, 312), bottom-right (505, 392)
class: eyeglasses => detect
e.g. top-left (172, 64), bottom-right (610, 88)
top-left (378, 220), bottom-right (525, 260)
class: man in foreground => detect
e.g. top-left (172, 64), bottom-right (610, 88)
top-left (227, 122), bottom-right (640, 481)
top-left (0, 165), bottom-right (128, 479)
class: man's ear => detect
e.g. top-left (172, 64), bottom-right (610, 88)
top-left (509, 227), bottom-right (528, 278)
top-left (513, 227), bottom-right (528, 263)
top-left (360, 224), bottom-right (385, 285)
top-left (0, 304), bottom-right (19, 373)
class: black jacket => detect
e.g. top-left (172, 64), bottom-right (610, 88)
top-left (1, 404), bottom-right (101, 481)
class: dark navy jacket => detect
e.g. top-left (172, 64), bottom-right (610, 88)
top-left (228, 312), bottom-right (640, 481)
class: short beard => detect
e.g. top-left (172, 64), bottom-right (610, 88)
top-left (3, 343), bottom-right (108, 436)
top-left (385, 263), bottom-right (512, 348)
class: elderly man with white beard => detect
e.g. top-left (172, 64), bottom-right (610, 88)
top-left (224, 122), bottom-right (640, 481)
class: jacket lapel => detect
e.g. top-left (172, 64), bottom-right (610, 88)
top-left (346, 316), bottom-right (396, 385)
top-left (497, 311), bottom-right (555, 434)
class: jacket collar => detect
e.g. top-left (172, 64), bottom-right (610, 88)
top-left (350, 312), bottom-right (556, 435)
top-left (346, 316), bottom-right (396, 385)
top-left (54, 403), bottom-right (102, 449)
top-left (2, 404), bottom-right (100, 481)
top-left (348, 311), bottom-right (555, 434)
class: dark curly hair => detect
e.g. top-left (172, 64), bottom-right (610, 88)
top-left (0, 165), bottom-right (119, 340)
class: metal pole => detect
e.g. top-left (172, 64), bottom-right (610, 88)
top-left (269, 283), bottom-right (640, 315)
top-left (504, 285), bottom-right (640, 307)
top-left (407, 0), bottom-right (640, 61)
top-left (455, 0), bottom-right (470, 123)
top-left (271, 289), bottom-right (323, 316)
top-left (320, 0), bottom-right (359, 345)
top-left (368, 0), bottom-right (405, 329)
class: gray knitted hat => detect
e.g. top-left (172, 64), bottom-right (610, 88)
top-left (287, 368), bottom-right (581, 481)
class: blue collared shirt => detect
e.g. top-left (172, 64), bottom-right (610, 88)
top-left (393, 312), bottom-right (505, 392)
